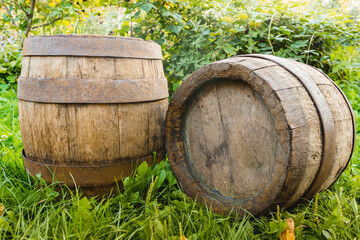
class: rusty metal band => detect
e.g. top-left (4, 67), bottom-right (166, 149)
top-left (307, 64), bottom-right (357, 175)
top-left (242, 54), bottom-right (336, 199)
top-left (17, 76), bottom-right (169, 103)
top-left (23, 35), bottom-right (163, 59)
top-left (22, 149), bottom-right (165, 187)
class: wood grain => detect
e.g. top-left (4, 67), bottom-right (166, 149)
top-left (182, 80), bottom-right (277, 200)
top-left (165, 55), bottom-right (355, 216)
top-left (19, 99), bottom-right (167, 165)
top-left (18, 54), bottom-right (168, 195)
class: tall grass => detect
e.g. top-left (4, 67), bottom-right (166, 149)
top-left (0, 89), bottom-right (360, 239)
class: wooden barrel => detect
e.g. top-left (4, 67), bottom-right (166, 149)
top-left (165, 54), bottom-right (355, 216)
top-left (18, 35), bottom-right (168, 196)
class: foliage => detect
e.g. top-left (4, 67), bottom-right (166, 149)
top-left (1, 0), bottom-right (360, 94)
top-left (118, 0), bottom-right (360, 93)
top-left (0, 0), bottom-right (116, 37)
top-left (0, 37), bottom-right (20, 92)
top-left (0, 0), bottom-right (118, 91)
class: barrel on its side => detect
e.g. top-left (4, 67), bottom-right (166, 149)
top-left (165, 54), bottom-right (355, 216)
top-left (18, 35), bottom-right (168, 196)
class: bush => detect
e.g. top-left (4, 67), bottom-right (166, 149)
top-left (0, 36), bottom-right (21, 92)
top-left (118, 0), bottom-right (360, 95)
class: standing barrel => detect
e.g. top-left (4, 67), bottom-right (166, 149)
top-left (165, 54), bottom-right (355, 216)
top-left (18, 35), bottom-right (168, 196)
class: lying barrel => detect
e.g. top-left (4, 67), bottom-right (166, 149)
top-left (18, 35), bottom-right (168, 196)
top-left (165, 54), bottom-right (355, 216)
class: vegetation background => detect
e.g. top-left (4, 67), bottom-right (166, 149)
top-left (0, 0), bottom-right (360, 239)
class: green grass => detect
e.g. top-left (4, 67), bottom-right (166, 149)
top-left (1, 88), bottom-right (360, 240)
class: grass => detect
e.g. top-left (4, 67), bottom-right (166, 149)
top-left (0, 88), bottom-right (360, 239)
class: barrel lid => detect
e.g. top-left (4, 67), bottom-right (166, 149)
top-left (23, 34), bottom-right (163, 59)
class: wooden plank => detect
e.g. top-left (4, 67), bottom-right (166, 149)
top-left (20, 57), bottom-right (31, 77)
top-left (66, 57), bottom-right (115, 79)
top-left (28, 56), bottom-right (66, 78)
top-left (114, 58), bottom-right (144, 79)
top-left (183, 80), bottom-right (279, 200)
top-left (183, 82), bottom-right (224, 194)
top-left (317, 84), bottom-right (354, 191)
top-left (216, 80), bottom-right (278, 200)
top-left (148, 99), bottom-right (168, 152)
top-left (118, 102), bottom-right (150, 159)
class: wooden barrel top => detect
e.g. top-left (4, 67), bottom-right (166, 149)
top-left (22, 34), bottom-right (162, 59)
top-left (18, 35), bottom-right (168, 103)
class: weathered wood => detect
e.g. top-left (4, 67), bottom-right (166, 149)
top-left (18, 35), bottom-right (168, 196)
top-left (165, 54), bottom-right (355, 216)
top-left (18, 56), bottom-right (168, 103)
top-left (19, 100), bottom-right (167, 164)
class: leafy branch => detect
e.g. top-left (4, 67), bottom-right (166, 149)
top-left (2, 2), bottom-right (18, 27)
top-left (32, 16), bottom-right (65, 29)
top-left (13, 0), bottom-right (36, 37)
top-left (24, 0), bottom-right (36, 37)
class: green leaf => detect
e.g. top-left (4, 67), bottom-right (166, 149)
top-left (130, 192), bottom-right (139, 201)
top-left (166, 169), bottom-right (177, 186)
top-left (167, 25), bottom-right (182, 34)
top-left (223, 45), bottom-right (237, 55)
top-left (5, 75), bottom-right (17, 83)
top-left (0, 218), bottom-right (12, 232)
top-left (140, 3), bottom-right (155, 12)
top-left (202, 29), bottom-right (210, 35)
top-left (268, 220), bottom-right (287, 234)
top-left (123, 177), bottom-right (131, 188)
top-left (332, 64), bottom-right (342, 73)
top-left (322, 229), bottom-right (333, 239)
top-left (0, 84), bottom-right (8, 91)
top-left (268, 221), bottom-right (279, 234)
top-left (221, 16), bottom-right (234, 23)
top-left (78, 197), bottom-right (92, 212)
top-left (2, 13), bottom-right (8, 22)
top-left (162, 11), bottom-right (172, 17)
top-left (6, 211), bottom-right (17, 223)
top-left (153, 169), bottom-right (166, 190)
top-left (137, 161), bottom-right (149, 178)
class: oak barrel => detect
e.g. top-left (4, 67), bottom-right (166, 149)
top-left (165, 54), bottom-right (356, 216)
top-left (18, 35), bottom-right (168, 195)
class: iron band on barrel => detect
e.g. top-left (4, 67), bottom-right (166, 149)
top-left (17, 77), bottom-right (169, 103)
top-left (22, 149), bottom-right (164, 187)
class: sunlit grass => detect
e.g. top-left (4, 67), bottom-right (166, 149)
top-left (0, 87), bottom-right (360, 239)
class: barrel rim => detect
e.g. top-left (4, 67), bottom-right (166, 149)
top-left (26, 34), bottom-right (148, 41)
top-left (23, 34), bottom-right (163, 59)
top-left (165, 56), bottom-right (291, 216)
